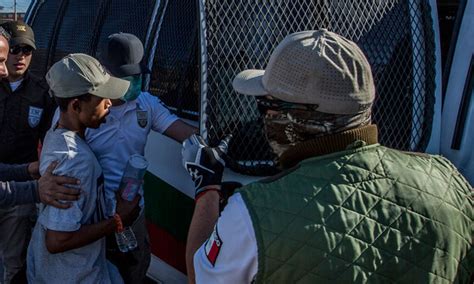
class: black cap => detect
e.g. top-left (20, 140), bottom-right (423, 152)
top-left (1, 21), bottom-right (36, 49)
top-left (100, 32), bottom-right (150, 77)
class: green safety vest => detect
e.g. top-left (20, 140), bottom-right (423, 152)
top-left (238, 144), bottom-right (473, 283)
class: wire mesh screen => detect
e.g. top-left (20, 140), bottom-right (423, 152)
top-left (95, 0), bottom-right (157, 59)
top-left (51, 1), bottom-right (103, 64)
top-left (27, 0), bottom-right (63, 76)
top-left (201, 0), bottom-right (436, 176)
top-left (28, 0), bottom-right (158, 78)
top-left (148, 0), bottom-right (200, 120)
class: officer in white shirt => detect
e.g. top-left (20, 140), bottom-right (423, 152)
top-left (91, 33), bottom-right (196, 283)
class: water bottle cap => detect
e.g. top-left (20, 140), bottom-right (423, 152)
top-left (129, 154), bottom-right (149, 170)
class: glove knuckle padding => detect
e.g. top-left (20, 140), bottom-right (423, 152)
top-left (211, 148), bottom-right (225, 166)
top-left (182, 138), bottom-right (202, 167)
top-left (182, 134), bottom-right (230, 198)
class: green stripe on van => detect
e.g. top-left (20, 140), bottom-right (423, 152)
top-left (144, 172), bottom-right (194, 242)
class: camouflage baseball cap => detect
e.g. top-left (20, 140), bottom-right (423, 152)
top-left (232, 29), bottom-right (375, 115)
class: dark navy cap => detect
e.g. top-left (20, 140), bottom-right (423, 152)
top-left (1, 21), bottom-right (36, 49)
top-left (100, 32), bottom-right (150, 77)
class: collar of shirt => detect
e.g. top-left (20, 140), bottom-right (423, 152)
top-left (107, 99), bottom-right (142, 122)
top-left (9, 78), bottom-right (24, 92)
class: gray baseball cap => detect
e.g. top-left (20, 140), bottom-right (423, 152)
top-left (46, 53), bottom-right (130, 99)
top-left (232, 29), bottom-right (375, 115)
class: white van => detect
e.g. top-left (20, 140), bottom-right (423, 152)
top-left (24, 0), bottom-right (473, 282)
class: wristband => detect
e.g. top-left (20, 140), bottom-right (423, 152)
top-left (113, 213), bottom-right (124, 233)
top-left (195, 187), bottom-right (221, 203)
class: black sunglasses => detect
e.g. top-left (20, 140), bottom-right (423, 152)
top-left (9, 45), bottom-right (34, 55)
top-left (256, 97), bottom-right (318, 114)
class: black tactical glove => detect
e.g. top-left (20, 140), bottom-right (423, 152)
top-left (181, 134), bottom-right (231, 199)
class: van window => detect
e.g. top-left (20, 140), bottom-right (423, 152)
top-left (147, 0), bottom-right (200, 120)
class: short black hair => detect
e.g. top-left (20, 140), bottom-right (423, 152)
top-left (55, 93), bottom-right (92, 112)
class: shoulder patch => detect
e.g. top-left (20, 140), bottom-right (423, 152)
top-left (136, 109), bottom-right (148, 128)
top-left (136, 103), bottom-right (148, 128)
top-left (204, 224), bottom-right (223, 267)
top-left (28, 106), bottom-right (43, 128)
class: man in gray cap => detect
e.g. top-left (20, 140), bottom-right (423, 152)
top-left (27, 53), bottom-right (139, 283)
top-left (182, 30), bottom-right (473, 283)
top-left (86, 32), bottom-right (196, 283)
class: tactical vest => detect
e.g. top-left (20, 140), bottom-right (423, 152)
top-left (238, 144), bottom-right (473, 283)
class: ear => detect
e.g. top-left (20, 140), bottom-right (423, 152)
top-left (71, 99), bottom-right (81, 113)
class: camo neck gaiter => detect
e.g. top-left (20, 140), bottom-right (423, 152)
top-left (263, 107), bottom-right (372, 158)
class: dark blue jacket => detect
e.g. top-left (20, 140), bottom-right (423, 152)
top-left (0, 163), bottom-right (38, 207)
top-left (0, 72), bottom-right (54, 164)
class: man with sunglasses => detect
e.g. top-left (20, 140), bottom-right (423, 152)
top-left (0, 21), bottom-right (55, 283)
top-left (182, 30), bottom-right (473, 283)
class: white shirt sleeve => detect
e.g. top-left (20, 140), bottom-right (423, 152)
top-left (140, 92), bottom-right (178, 133)
top-left (194, 193), bottom-right (258, 284)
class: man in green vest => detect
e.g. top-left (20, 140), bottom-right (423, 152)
top-left (181, 29), bottom-right (473, 283)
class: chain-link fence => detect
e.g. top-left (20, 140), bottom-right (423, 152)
top-left (200, 0), bottom-right (436, 176)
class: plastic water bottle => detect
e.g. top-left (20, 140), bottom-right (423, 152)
top-left (115, 230), bottom-right (128, 253)
top-left (123, 227), bottom-right (137, 250)
top-left (115, 154), bottom-right (148, 252)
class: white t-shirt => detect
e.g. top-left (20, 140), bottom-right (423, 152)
top-left (9, 78), bottom-right (23, 92)
top-left (194, 193), bottom-right (258, 284)
top-left (27, 128), bottom-right (121, 283)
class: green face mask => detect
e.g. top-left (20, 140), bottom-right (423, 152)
top-left (121, 75), bottom-right (142, 102)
